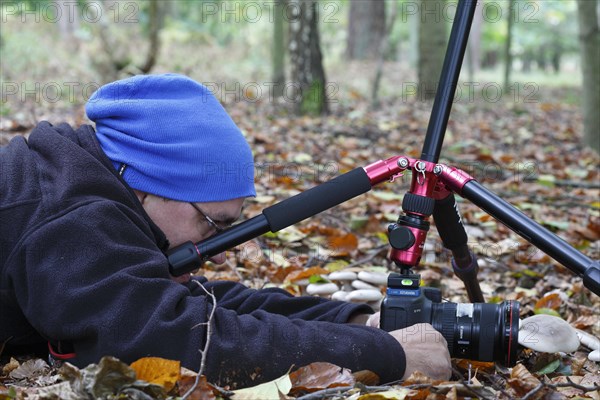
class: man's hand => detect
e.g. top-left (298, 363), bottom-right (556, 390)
top-left (354, 313), bottom-right (451, 380)
top-left (365, 312), bottom-right (380, 328)
top-left (388, 323), bottom-right (452, 381)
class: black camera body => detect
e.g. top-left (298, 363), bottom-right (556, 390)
top-left (380, 271), bottom-right (520, 367)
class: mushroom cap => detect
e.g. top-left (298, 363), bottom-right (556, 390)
top-left (358, 271), bottom-right (388, 286)
top-left (306, 282), bottom-right (339, 296)
top-left (589, 349), bottom-right (600, 362)
top-left (518, 315), bottom-right (580, 353)
top-left (352, 280), bottom-right (378, 290)
top-left (328, 271), bottom-right (357, 281)
top-left (331, 290), bottom-right (349, 302)
top-left (346, 289), bottom-right (383, 303)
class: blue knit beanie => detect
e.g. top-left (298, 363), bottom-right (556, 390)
top-left (85, 74), bottom-right (256, 202)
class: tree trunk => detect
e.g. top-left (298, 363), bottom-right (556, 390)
top-left (504, 0), bottom-right (515, 92)
top-left (371, 0), bottom-right (398, 108)
top-left (466, 0), bottom-right (483, 82)
top-left (138, 0), bottom-right (163, 74)
top-left (57, 1), bottom-right (80, 41)
top-left (347, 0), bottom-right (386, 60)
top-left (272, 0), bottom-right (286, 98)
top-left (288, 0), bottom-right (328, 115)
top-left (577, 0), bottom-right (600, 152)
top-left (418, 0), bottom-right (447, 101)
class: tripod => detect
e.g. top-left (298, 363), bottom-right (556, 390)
top-left (167, 0), bottom-right (599, 301)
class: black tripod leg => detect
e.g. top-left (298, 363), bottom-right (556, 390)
top-left (462, 180), bottom-right (600, 296)
top-left (433, 194), bottom-right (485, 303)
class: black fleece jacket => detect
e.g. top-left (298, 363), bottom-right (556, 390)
top-left (0, 122), bottom-right (406, 386)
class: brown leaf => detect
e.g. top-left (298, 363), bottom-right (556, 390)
top-left (570, 314), bottom-right (599, 329)
top-left (289, 362), bottom-right (354, 395)
top-left (534, 293), bottom-right (562, 311)
top-left (401, 371), bottom-right (436, 386)
top-left (507, 364), bottom-right (543, 398)
top-left (130, 357), bottom-right (180, 392)
top-left (177, 371), bottom-right (216, 400)
top-left (352, 370), bottom-right (379, 386)
top-left (454, 359), bottom-right (495, 373)
top-left (284, 266), bottom-right (329, 283)
top-left (328, 233), bottom-right (358, 257)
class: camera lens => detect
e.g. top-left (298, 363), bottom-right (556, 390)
top-left (430, 300), bottom-right (519, 366)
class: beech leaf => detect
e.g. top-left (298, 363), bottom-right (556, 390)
top-left (130, 357), bottom-right (180, 392)
top-left (289, 362), bottom-right (354, 395)
top-left (232, 373), bottom-right (292, 400)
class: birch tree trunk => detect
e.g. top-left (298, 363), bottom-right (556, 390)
top-left (288, 0), bottom-right (328, 115)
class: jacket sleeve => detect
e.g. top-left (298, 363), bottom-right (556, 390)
top-left (10, 201), bottom-right (405, 387)
top-left (188, 278), bottom-right (374, 323)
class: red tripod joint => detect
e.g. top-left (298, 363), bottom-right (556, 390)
top-left (364, 156), bottom-right (415, 185)
top-left (432, 163), bottom-right (475, 195)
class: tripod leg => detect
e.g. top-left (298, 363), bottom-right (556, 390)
top-left (461, 180), bottom-right (600, 296)
top-left (433, 194), bottom-right (485, 303)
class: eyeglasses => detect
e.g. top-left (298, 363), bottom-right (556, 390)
top-left (189, 203), bottom-right (227, 234)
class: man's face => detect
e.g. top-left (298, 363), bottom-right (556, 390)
top-left (140, 194), bottom-right (245, 280)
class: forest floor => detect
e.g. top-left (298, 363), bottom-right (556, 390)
top-left (1, 80), bottom-right (599, 399)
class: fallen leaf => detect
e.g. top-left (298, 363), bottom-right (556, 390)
top-left (1, 358), bottom-right (19, 375)
top-left (454, 359), bottom-right (495, 373)
top-left (130, 357), bottom-right (180, 392)
top-left (571, 315), bottom-right (599, 329)
top-left (289, 362), bottom-right (354, 395)
top-left (177, 372), bottom-right (216, 400)
top-left (352, 370), bottom-right (380, 386)
top-left (508, 364), bottom-right (542, 397)
top-left (9, 359), bottom-right (49, 380)
top-left (284, 266), bottom-right (329, 283)
top-left (534, 293), bottom-right (562, 310)
top-left (329, 233), bottom-right (358, 256)
top-left (357, 387), bottom-right (414, 399)
top-left (232, 373), bottom-right (291, 400)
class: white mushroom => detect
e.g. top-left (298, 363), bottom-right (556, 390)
top-left (358, 271), bottom-right (388, 286)
top-left (306, 282), bottom-right (339, 297)
top-left (352, 280), bottom-right (378, 290)
top-left (574, 329), bottom-right (600, 351)
top-left (328, 271), bottom-right (357, 291)
top-left (331, 290), bottom-right (349, 302)
top-left (368, 299), bottom-right (382, 311)
top-left (346, 289), bottom-right (383, 303)
top-left (574, 329), bottom-right (600, 361)
top-left (518, 315), bottom-right (580, 353)
top-left (293, 279), bottom-right (311, 295)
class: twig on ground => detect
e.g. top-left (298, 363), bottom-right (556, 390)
top-left (521, 383), bottom-right (545, 400)
top-left (344, 245), bottom-right (388, 269)
top-left (296, 385), bottom-right (392, 400)
top-left (181, 281), bottom-right (217, 400)
top-left (521, 376), bottom-right (600, 400)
